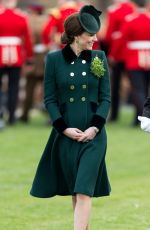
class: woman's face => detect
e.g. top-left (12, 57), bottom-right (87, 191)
top-left (76, 32), bottom-right (97, 51)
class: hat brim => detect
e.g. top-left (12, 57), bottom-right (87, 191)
top-left (78, 5), bottom-right (102, 34)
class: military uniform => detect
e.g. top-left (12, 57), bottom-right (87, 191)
top-left (0, 7), bottom-right (32, 124)
top-left (30, 44), bottom-right (111, 198)
top-left (21, 5), bottom-right (47, 122)
top-left (110, 8), bottom-right (150, 125)
top-left (42, 2), bottom-right (79, 50)
top-left (105, 1), bottom-right (136, 121)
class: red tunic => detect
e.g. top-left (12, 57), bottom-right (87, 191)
top-left (110, 10), bottom-right (150, 70)
top-left (42, 13), bottom-right (60, 47)
top-left (42, 2), bottom-right (100, 50)
top-left (0, 8), bottom-right (33, 67)
top-left (105, 1), bottom-right (135, 61)
top-left (42, 2), bottom-right (79, 50)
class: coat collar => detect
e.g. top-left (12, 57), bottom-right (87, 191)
top-left (62, 45), bottom-right (92, 63)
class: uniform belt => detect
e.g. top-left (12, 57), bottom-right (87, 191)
top-left (128, 41), bottom-right (150, 50)
top-left (0, 37), bottom-right (22, 45)
top-left (33, 44), bottom-right (47, 53)
top-left (111, 31), bottom-right (121, 39)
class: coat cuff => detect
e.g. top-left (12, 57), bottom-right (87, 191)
top-left (53, 117), bottom-right (68, 134)
top-left (90, 114), bottom-right (106, 131)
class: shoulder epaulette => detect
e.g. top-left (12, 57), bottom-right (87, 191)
top-left (107, 3), bottom-right (121, 13)
top-left (145, 11), bottom-right (150, 18)
top-left (60, 2), bottom-right (78, 11)
top-left (47, 7), bottom-right (61, 19)
top-left (125, 13), bottom-right (138, 22)
top-left (0, 7), bottom-right (5, 14)
top-left (14, 8), bottom-right (27, 18)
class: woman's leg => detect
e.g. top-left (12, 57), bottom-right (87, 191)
top-left (72, 195), bottom-right (89, 229)
top-left (72, 195), bottom-right (90, 230)
top-left (73, 194), bottom-right (92, 230)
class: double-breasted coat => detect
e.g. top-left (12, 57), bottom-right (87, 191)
top-left (30, 45), bottom-right (111, 198)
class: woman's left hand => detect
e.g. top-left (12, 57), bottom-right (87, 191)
top-left (77, 127), bottom-right (97, 142)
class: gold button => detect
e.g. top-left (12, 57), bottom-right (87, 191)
top-left (69, 97), bottom-right (74, 102)
top-left (70, 85), bottom-right (75, 90)
top-left (81, 97), bottom-right (86, 102)
top-left (82, 84), bottom-right (87, 89)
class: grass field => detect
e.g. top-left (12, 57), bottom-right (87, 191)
top-left (0, 108), bottom-right (150, 230)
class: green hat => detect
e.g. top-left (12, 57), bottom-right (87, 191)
top-left (78, 5), bottom-right (102, 34)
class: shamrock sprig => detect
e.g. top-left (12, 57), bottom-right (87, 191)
top-left (90, 56), bottom-right (105, 78)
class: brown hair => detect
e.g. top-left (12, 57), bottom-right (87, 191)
top-left (61, 13), bottom-right (85, 44)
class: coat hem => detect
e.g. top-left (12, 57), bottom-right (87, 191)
top-left (30, 191), bottom-right (111, 198)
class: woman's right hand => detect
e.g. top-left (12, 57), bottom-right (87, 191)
top-left (63, 128), bottom-right (84, 140)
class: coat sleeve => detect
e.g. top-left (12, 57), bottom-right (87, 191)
top-left (44, 52), bottom-right (68, 133)
top-left (143, 96), bottom-right (150, 118)
top-left (91, 51), bottom-right (111, 131)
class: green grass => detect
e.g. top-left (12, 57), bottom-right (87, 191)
top-left (0, 108), bottom-right (150, 230)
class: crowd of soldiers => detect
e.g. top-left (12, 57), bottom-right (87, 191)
top-left (105, 0), bottom-right (150, 126)
top-left (0, 0), bottom-right (150, 130)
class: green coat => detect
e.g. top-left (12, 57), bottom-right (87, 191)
top-left (30, 45), bottom-right (111, 198)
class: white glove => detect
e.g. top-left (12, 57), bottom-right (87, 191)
top-left (138, 116), bottom-right (150, 133)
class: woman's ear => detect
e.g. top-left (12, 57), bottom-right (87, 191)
top-left (74, 36), bottom-right (79, 44)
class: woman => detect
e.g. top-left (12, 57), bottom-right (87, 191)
top-left (30, 5), bottom-right (111, 229)
top-left (138, 96), bottom-right (150, 133)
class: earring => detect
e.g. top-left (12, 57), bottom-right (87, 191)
top-left (76, 39), bottom-right (79, 44)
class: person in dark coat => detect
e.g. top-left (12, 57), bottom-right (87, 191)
top-left (30, 5), bottom-right (111, 229)
top-left (20, 4), bottom-right (47, 123)
top-left (138, 96), bottom-right (150, 133)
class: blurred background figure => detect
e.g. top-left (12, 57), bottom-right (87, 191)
top-left (104, 0), bottom-right (136, 122)
top-left (20, 3), bottom-right (47, 123)
top-left (42, 0), bottom-right (81, 51)
top-left (109, 0), bottom-right (150, 126)
top-left (0, 0), bottom-right (33, 129)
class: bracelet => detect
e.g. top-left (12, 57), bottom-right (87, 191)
top-left (92, 126), bottom-right (99, 134)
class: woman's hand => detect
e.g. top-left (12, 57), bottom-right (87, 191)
top-left (77, 127), bottom-right (97, 142)
top-left (63, 128), bottom-right (84, 140)
top-left (63, 127), bottom-right (98, 142)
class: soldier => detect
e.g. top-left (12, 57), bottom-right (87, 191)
top-left (138, 96), bottom-right (150, 132)
top-left (0, 0), bottom-right (33, 127)
top-left (109, 0), bottom-right (150, 126)
top-left (20, 4), bottom-right (47, 123)
top-left (104, 0), bottom-right (136, 122)
top-left (42, 7), bottom-right (61, 51)
top-left (42, 0), bottom-right (80, 51)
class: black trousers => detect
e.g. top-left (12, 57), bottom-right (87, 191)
top-left (128, 70), bottom-right (150, 124)
top-left (110, 62), bottom-right (125, 121)
top-left (0, 67), bottom-right (21, 123)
